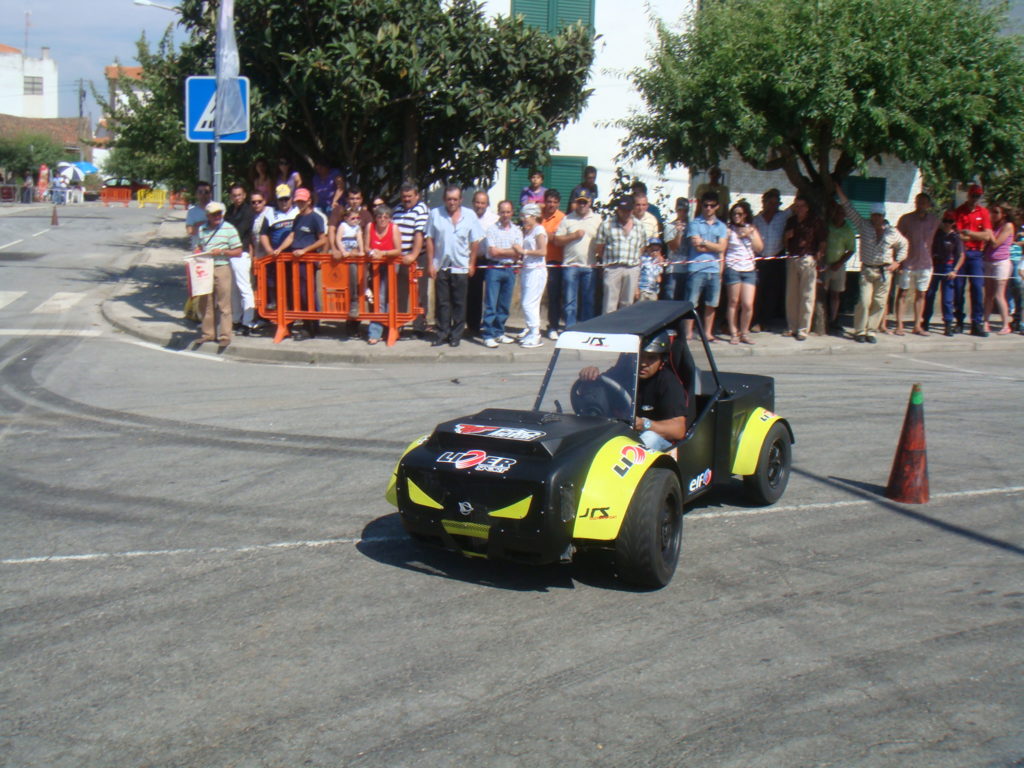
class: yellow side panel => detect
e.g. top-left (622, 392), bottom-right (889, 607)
top-left (572, 436), bottom-right (658, 541)
top-left (732, 408), bottom-right (780, 476)
top-left (384, 435), bottom-right (428, 506)
top-left (488, 496), bottom-right (532, 520)
top-left (441, 520), bottom-right (490, 539)
top-left (407, 477), bottom-right (443, 510)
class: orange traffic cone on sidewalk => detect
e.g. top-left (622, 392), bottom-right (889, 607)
top-left (51, 205), bottom-right (59, 227)
top-left (885, 383), bottom-right (929, 504)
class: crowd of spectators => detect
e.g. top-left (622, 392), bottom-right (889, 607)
top-left (183, 159), bottom-right (1024, 349)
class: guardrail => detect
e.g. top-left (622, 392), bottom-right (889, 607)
top-left (101, 188), bottom-right (132, 207)
top-left (137, 189), bottom-right (167, 208)
top-left (253, 252), bottom-right (424, 346)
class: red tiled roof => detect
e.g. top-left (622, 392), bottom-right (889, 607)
top-left (0, 44), bottom-right (22, 54)
top-left (105, 65), bottom-right (143, 81)
top-left (0, 114), bottom-right (93, 158)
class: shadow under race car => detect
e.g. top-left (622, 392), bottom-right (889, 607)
top-left (385, 301), bottom-right (795, 588)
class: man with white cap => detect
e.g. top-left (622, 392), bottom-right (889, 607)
top-left (836, 187), bottom-right (908, 343)
top-left (194, 201), bottom-right (243, 349)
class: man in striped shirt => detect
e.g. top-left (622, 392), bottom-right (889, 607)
top-left (594, 195), bottom-right (646, 314)
top-left (393, 182), bottom-right (430, 332)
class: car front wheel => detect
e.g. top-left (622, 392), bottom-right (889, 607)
top-left (743, 421), bottom-right (792, 505)
top-left (615, 468), bottom-right (683, 588)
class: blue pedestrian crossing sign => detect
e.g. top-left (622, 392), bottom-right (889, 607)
top-left (185, 76), bottom-right (250, 143)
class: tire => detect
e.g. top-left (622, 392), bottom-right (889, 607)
top-left (615, 468), bottom-right (683, 588)
top-left (743, 421), bottom-right (792, 506)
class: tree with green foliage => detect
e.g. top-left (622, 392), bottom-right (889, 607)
top-left (105, 0), bottom-right (594, 197)
top-left (621, 0), bottom-right (1024, 208)
top-left (0, 133), bottom-right (72, 178)
top-left (101, 30), bottom-right (203, 191)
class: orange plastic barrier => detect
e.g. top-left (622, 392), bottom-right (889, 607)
top-left (101, 187), bottom-right (132, 207)
top-left (253, 252), bottom-right (424, 346)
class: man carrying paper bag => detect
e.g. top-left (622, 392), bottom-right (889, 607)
top-left (192, 201), bottom-right (243, 349)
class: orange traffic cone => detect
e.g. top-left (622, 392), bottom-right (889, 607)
top-left (885, 383), bottom-right (929, 504)
top-left (51, 205), bottom-right (59, 227)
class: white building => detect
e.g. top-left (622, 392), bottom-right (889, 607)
top-left (480, 0), bottom-right (921, 222)
top-left (481, 0), bottom-right (694, 209)
top-left (0, 44), bottom-right (59, 119)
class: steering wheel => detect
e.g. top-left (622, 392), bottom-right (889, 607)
top-left (571, 374), bottom-right (634, 420)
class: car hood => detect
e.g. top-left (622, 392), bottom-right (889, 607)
top-left (430, 408), bottom-right (627, 459)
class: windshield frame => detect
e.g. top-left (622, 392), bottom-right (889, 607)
top-left (533, 332), bottom-right (642, 423)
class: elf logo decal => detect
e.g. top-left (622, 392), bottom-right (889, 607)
top-left (688, 468), bottom-right (713, 493)
top-left (438, 450), bottom-right (517, 474)
top-left (612, 444), bottom-right (647, 477)
top-left (578, 506), bottom-right (613, 519)
top-left (454, 424), bottom-right (546, 441)
top-left (582, 336), bottom-right (607, 347)
top-left (760, 410), bottom-right (776, 422)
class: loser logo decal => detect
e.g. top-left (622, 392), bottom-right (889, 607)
top-left (437, 450), bottom-right (517, 474)
top-left (454, 424), bottom-right (546, 441)
top-left (688, 468), bottom-right (713, 493)
top-left (612, 444), bottom-right (647, 477)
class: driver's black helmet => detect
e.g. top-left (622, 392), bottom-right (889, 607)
top-left (643, 331), bottom-right (672, 355)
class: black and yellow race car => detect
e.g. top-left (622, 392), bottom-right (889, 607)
top-left (385, 301), bottom-right (794, 588)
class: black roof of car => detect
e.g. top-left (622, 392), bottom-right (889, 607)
top-left (569, 301), bottom-right (696, 339)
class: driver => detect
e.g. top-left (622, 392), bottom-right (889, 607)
top-left (579, 332), bottom-right (693, 451)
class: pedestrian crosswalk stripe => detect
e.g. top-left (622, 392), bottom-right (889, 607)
top-left (30, 291), bottom-right (86, 314)
top-left (0, 291), bottom-right (26, 310)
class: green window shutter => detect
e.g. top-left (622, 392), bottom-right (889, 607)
top-left (506, 155), bottom-right (588, 212)
top-left (842, 176), bottom-right (887, 220)
top-left (511, 0), bottom-right (552, 31)
top-left (511, 0), bottom-right (594, 33)
top-left (554, 0), bottom-right (593, 30)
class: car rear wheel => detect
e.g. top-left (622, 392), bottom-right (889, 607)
top-left (615, 468), bottom-right (683, 588)
top-left (743, 421), bottom-right (792, 505)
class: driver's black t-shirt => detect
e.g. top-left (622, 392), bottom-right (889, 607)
top-left (637, 365), bottom-right (693, 425)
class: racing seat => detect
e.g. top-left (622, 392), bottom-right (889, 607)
top-left (666, 328), bottom-right (719, 443)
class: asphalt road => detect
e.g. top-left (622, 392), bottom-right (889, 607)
top-left (2, 288), bottom-right (1022, 768)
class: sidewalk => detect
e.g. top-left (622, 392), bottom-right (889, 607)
top-left (101, 212), bottom-right (1024, 365)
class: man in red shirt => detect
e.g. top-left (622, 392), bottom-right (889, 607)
top-left (953, 184), bottom-right (991, 336)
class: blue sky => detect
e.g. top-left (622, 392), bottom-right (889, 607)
top-left (2, 0), bottom-right (1023, 127)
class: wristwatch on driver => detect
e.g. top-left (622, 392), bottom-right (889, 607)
top-left (641, 417), bottom-right (652, 431)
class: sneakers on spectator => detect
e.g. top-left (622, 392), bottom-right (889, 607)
top-left (498, 335), bottom-right (515, 344)
top-left (546, 328), bottom-right (559, 340)
top-left (483, 338), bottom-right (499, 348)
top-left (520, 337), bottom-right (543, 348)
top-left (516, 328), bottom-right (529, 339)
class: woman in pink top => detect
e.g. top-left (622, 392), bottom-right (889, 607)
top-left (976, 201), bottom-right (1016, 334)
top-left (724, 200), bottom-right (763, 344)
top-left (365, 205), bottom-right (402, 344)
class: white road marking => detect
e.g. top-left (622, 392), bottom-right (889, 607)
top-left (119, 338), bottom-right (384, 371)
top-left (32, 229), bottom-right (50, 237)
top-left (0, 328), bottom-right (101, 337)
top-left (30, 291), bottom-right (87, 314)
top-left (0, 536), bottom-right (399, 565)
top-left (887, 354), bottom-right (1022, 381)
top-left (3, 486), bottom-right (1021, 567)
top-left (0, 238), bottom-right (25, 251)
top-left (689, 485), bottom-right (1024, 520)
top-left (0, 291), bottom-right (27, 310)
